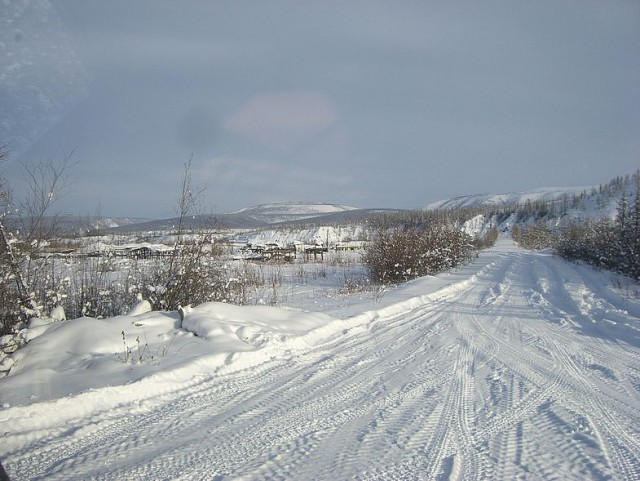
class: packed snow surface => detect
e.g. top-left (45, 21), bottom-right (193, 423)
top-left (1, 240), bottom-right (640, 480)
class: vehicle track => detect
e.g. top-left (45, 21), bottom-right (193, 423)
top-left (3, 241), bottom-right (640, 480)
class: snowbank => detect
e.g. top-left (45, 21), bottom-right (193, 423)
top-left (0, 300), bottom-right (340, 407)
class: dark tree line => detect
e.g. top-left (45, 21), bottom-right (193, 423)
top-left (554, 172), bottom-right (640, 280)
top-left (511, 170), bottom-right (640, 281)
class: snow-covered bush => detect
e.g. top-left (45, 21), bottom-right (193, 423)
top-left (554, 171), bottom-right (640, 280)
top-left (555, 215), bottom-right (640, 280)
top-left (363, 225), bottom-right (473, 283)
top-left (512, 220), bottom-right (554, 250)
top-left (472, 227), bottom-right (499, 249)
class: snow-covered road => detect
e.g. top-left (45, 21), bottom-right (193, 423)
top-left (3, 241), bottom-right (640, 480)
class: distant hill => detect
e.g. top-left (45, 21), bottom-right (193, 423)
top-left (230, 201), bottom-right (359, 224)
top-left (109, 202), bottom-right (375, 232)
top-left (426, 173), bottom-right (640, 224)
top-left (55, 174), bottom-right (638, 236)
top-left (3, 215), bottom-right (155, 235)
top-left (424, 187), bottom-right (591, 211)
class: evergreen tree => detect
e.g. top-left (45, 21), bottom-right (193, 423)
top-left (616, 191), bottom-right (628, 232)
top-left (555, 170), bottom-right (640, 280)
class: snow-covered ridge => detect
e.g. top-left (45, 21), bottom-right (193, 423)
top-left (425, 186), bottom-right (591, 211)
top-left (230, 201), bottom-right (359, 224)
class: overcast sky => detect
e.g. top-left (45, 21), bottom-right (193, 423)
top-left (1, 0), bottom-right (639, 218)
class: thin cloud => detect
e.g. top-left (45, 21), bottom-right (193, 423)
top-left (2, 1), bottom-right (638, 217)
top-left (224, 91), bottom-right (337, 153)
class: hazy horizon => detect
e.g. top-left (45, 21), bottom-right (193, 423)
top-left (2, 1), bottom-right (639, 218)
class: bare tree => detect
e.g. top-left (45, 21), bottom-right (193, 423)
top-left (163, 156), bottom-right (207, 294)
top-left (148, 157), bottom-right (223, 312)
top-left (0, 147), bottom-right (77, 333)
top-left (0, 145), bottom-right (37, 327)
top-left (19, 152), bottom-right (78, 244)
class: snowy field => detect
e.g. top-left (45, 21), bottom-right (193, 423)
top-left (1, 239), bottom-right (640, 480)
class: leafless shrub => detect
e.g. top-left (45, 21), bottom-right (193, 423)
top-left (512, 220), bottom-right (554, 250)
top-left (312, 264), bottom-right (327, 279)
top-left (1, 149), bottom-right (78, 333)
top-left (472, 227), bottom-right (499, 249)
top-left (339, 272), bottom-right (372, 295)
top-left (363, 224), bottom-right (473, 283)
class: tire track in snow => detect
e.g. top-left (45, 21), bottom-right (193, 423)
top-left (444, 248), bottom-right (638, 480)
top-left (543, 334), bottom-right (640, 481)
top-left (4, 241), bottom-right (640, 480)
top-left (34, 299), bottom-right (455, 479)
top-left (4, 288), bottom-right (457, 478)
top-left (511, 251), bottom-right (640, 480)
top-left (450, 254), bottom-right (564, 480)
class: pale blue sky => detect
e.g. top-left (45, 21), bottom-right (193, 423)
top-left (1, 0), bottom-right (639, 217)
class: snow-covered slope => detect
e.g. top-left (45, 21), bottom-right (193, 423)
top-left (425, 186), bottom-right (590, 211)
top-left (230, 201), bottom-right (359, 224)
top-left (108, 202), bottom-right (363, 232)
top-left (232, 224), bottom-right (369, 246)
top-left (428, 175), bottom-right (638, 231)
